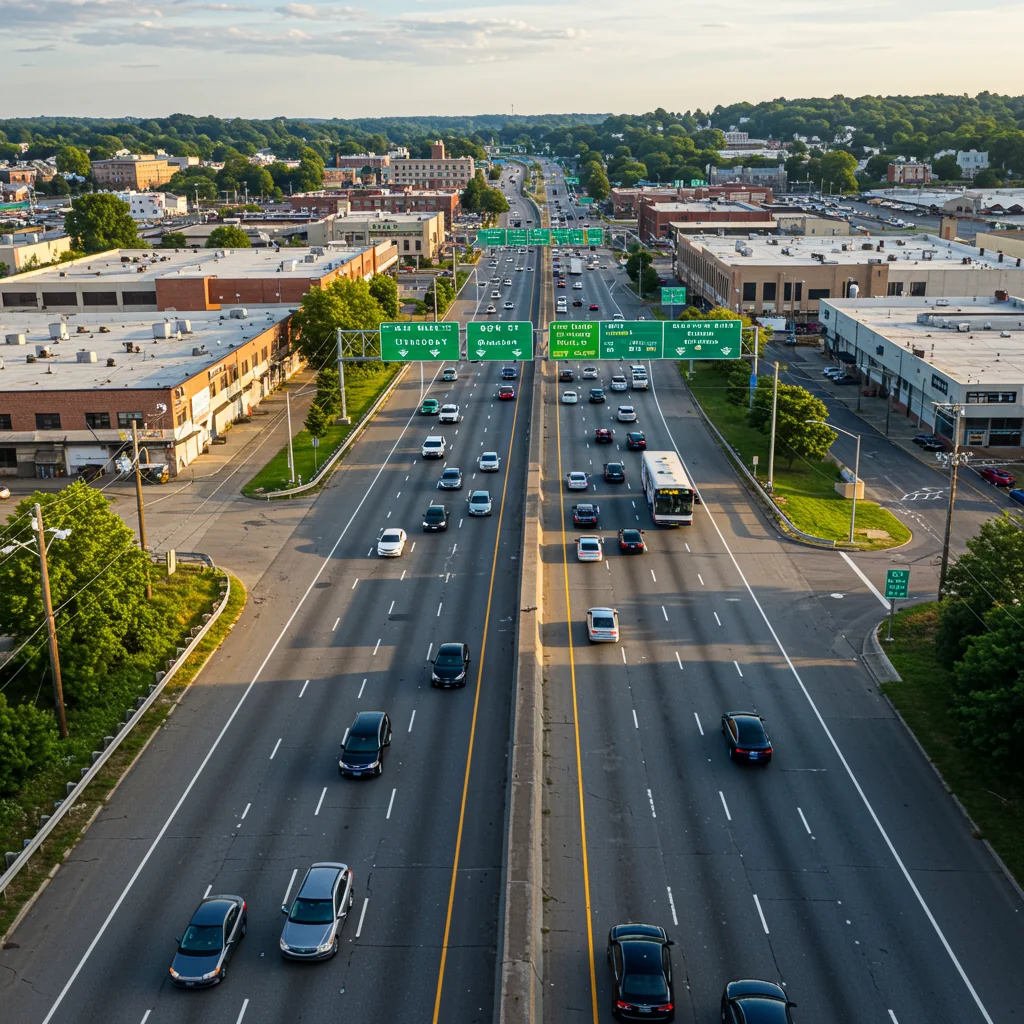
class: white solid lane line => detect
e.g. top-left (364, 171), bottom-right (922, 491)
top-left (734, 661), bottom-right (744, 677)
top-left (298, 679), bottom-right (309, 698)
top-left (332, 618), bottom-right (340, 631)
top-left (203, 884), bottom-right (212, 898)
top-left (373, 638), bottom-right (381, 656)
top-left (719, 790), bottom-right (732, 821)
top-left (798, 807), bottom-right (813, 835)
top-left (357, 678), bottom-right (366, 699)
top-left (388, 600), bottom-right (395, 615)
top-left (426, 642), bottom-right (433, 662)
top-left (314, 787), bottom-right (327, 816)
top-left (386, 788), bottom-right (396, 820)
top-left (269, 737), bottom-right (282, 760)
top-left (632, 709), bottom-right (639, 729)
top-left (714, 612), bottom-right (722, 626)
top-left (140, 1012), bottom-right (151, 1024)
top-left (235, 999), bottom-right (250, 1024)
top-left (408, 709), bottom-right (416, 732)
top-left (647, 789), bottom-right (657, 818)
top-left (282, 868), bottom-right (298, 909)
top-left (888, 1012), bottom-right (900, 1024)
top-left (355, 897), bottom-right (369, 938)
top-left (693, 712), bottom-right (704, 736)
top-left (839, 551), bottom-right (891, 609)
top-left (666, 886), bottom-right (679, 927)
top-left (753, 894), bottom-right (769, 934)
top-left (661, 605), bottom-right (668, 621)
top-left (240, 802), bottom-right (250, 820)
top-left (675, 651), bottom-right (683, 670)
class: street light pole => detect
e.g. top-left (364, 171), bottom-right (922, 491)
top-left (807, 418), bottom-right (860, 543)
top-left (35, 503), bottom-right (68, 739)
top-left (939, 406), bottom-right (966, 597)
top-left (131, 422), bottom-right (152, 600)
top-left (767, 361), bottom-right (779, 493)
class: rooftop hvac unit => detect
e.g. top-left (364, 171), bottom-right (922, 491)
top-left (98, 325), bottom-right (110, 333)
top-left (229, 308), bottom-right (248, 319)
top-left (5, 333), bottom-right (26, 346)
top-left (49, 322), bottom-right (68, 341)
top-left (175, 319), bottom-right (192, 334)
top-left (26, 353), bottom-right (36, 363)
top-left (76, 349), bottom-right (97, 363)
top-left (740, 247), bottom-right (753, 257)
top-left (35, 345), bottom-right (53, 358)
top-left (996, 289), bottom-right (1010, 301)
top-left (304, 253), bottom-right (318, 263)
top-left (957, 322), bottom-right (971, 332)
top-left (912, 347), bottom-right (925, 357)
top-left (887, 254), bottom-right (898, 261)
top-left (76, 324), bottom-right (89, 333)
top-left (1001, 331), bottom-right (1012, 337)
top-left (309, 246), bottom-right (324, 256)
top-left (106, 357), bottom-right (116, 367)
top-left (152, 322), bottom-right (171, 339)
top-left (734, 240), bottom-right (745, 252)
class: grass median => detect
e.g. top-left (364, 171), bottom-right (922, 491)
top-left (242, 363), bottom-right (400, 496)
top-left (688, 365), bottom-right (910, 549)
top-left (883, 603), bottom-right (1024, 885)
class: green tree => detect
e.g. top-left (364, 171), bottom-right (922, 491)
top-left (423, 277), bottom-right (456, 316)
top-left (487, 166), bottom-right (501, 180)
top-left (315, 366), bottom-right (341, 420)
top-left (292, 278), bottom-right (385, 368)
top-left (63, 194), bottom-right (139, 253)
top-left (368, 273), bottom-right (399, 319)
top-left (932, 154), bottom-right (961, 181)
top-left (819, 150), bottom-right (859, 193)
top-left (974, 167), bottom-right (1002, 188)
top-left (586, 165), bottom-right (610, 201)
top-left (167, 170), bottom-right (218, 202)
top-left (725, 361), bottom-right (751, 406)
top-left (55, 144), bottom-right (91, 178)
top-left (639, 265), bottom-right (660, 296)
top-left (160, 231), bottom-right (189, 248)
top-left (747, 379), bottom-right (835, 467)
top-left (625, 249), bottom-right (654, 282)
top-left (0, 482), bottom-right (153, 704)
top-left (304, 402), bottom-right (330, 472)
top-left (0, 693), bottom-right (59, 797)
top-left (206, 225), bottom-right (251, 248)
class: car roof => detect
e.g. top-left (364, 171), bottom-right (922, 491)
top-left (381, 528), bottom-right (402, 538)
top-left (192, 897), bottom-right (237, 924)
top-left (426, 504), bottom-right (446, 512)
top-left (620, 938), bottom-right (667, 973)
top-left (725, 980), bottom-right (787, 1002)
top-left (482, 451), bottom-right (498, 458)
top-left (351, 710), bottom-right (385, 734)
top-left (578, 535), bottom-right (600, 544)
top-left (576, 502), bottom-right (595, 510)
top-left (299, 863), bottom-right (347, 898)
top-left (442, 467), bottom-right (461, 474)
top-left (438, 642), bottom-right (466, 654)
top-left (621, 528), bottom-right (641, 537)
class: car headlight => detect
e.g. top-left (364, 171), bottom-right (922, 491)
top-left (280, 938), bottom-right (291, 951)
top-left (169, 967), bottom-right (180, 979)
top-left (316, 940), bottom-right (334, 953)
top-left (200, 967), bottom-right (221, 980)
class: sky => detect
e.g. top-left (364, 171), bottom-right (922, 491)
top-left (3, 0), bottom-right (1023, 119)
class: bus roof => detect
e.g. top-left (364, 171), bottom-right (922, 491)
top-left (641, 450), bottom-right (692, 490)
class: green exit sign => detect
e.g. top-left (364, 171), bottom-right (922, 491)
top-left (884, 569), bottom-right (910, 600)
top-left (661, 287), bottom-right (687, 306)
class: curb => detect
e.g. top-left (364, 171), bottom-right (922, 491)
top-left (861, 621), bottom-right (1024, 904)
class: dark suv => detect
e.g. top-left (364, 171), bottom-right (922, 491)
top-left (339, 711), bottom-right (392, 777)
top-left (422, 504), bottom-right (450, 532)
top-left (431, 642), bottom-right (471, 687)
top-left (501, 366), bottom-right (518, 380)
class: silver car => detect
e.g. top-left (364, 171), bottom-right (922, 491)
top-left (280, 863), bottom-right (353, 960)
top-left (468, 490), bottom-right (493, 516)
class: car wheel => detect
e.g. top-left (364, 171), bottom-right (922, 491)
top-left (241, 915), bottom-right (247, 937)
top-left (332, 935), bottom-right (339, 958)
top-left (349, 888), bottom-right (355, 909)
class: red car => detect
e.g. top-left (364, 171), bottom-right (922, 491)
top-left (595, 428), bottom-right (613, 443)
top-left (980, 467), bottom-right (1015, 487)
top-left (557, 281), bottom-right (566, 288)
top-left (589, 303), bottom-right (599, 311)
top-left (498, 385), bottom-right (515, 400)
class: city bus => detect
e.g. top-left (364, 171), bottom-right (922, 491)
top-left (640, 451), bottom-right (695, 525)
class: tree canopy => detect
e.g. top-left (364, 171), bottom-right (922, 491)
top-left (206, 225), bottom-right (251, 249)
top-left (291, 278), bottom-right (386, 368)
top-left (748, 379), bottom-right (836, 467)
top-left (63, 194), bottom-right (139, 253)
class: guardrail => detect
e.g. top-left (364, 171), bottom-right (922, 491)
top-left (0, 553), bottom-right (231, 898)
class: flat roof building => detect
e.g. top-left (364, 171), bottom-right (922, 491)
top-left (92, 156), bottom-right (175, 191)
top-left (640, 200), bottom-right (769, 241)
top-left (0, 233), bottom-right (74, 272)
top-left (385, 141), bottom-right (474, 189)
top-left (820, 294), bottom-right (1024, 447)
top-left (307, 211), bottom-right (445, 261)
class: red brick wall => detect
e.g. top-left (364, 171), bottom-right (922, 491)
top-left (156, 277), bottom-right (215, 311)
top-left (0, 388), bottom-right (175, 432)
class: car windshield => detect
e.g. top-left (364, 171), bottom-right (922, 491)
top-left (435, 653), bottom-right (463, 667)
top-left (592, 615), bottom-right (615, 629)
top-left (345, 734), bottom-right (379, 752)
top-left (179, 923), bottom-right (223, 954)
top-left (442, 471), bottom-right (459, 479)
top-left (288, 897), bottom-right (335, 924)
top-left (653, 490), bottom-right (693, 517)
top-left (622, 973), bottom-right (668, 1000)
top-left (381, 531), bottom-right (401, 543)
top-left (580, 541), bottom-right (599, 550)
top-left (425, 509), bottom-right (444, 519)
top-left (483, 453), bottom-right (497, 460)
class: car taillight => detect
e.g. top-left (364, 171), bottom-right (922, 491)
top-left (616, 1001), bottom-right (634, 1011)
top-left (734, 748), bottom-right (747, 755)
top-left (656, 1004), bottom-right (673, 1012)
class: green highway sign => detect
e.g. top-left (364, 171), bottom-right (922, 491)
top-left (578, 197), bottom-right (595, 205)
top-left (380, 321), bottom-right (460, 361)
top-left (565, 176), bottom-right (580, 184)
top-left (506, 228), bottom-right (529, 246)
top-left (528, 228), bottom-right (551, 245)
top-left (475, 228), bottom-right (506, 247)
top-left (661, 287), bottom-right (687, 305)
top-left (550, 229), bottom-right (571, 244)
top-left (569, 229), bottom-right (586, 245)
top-left (690, 178), bottom-right (708, 187)
top-left (473, 226), bottom-right (601, 248)
top-left (585, 229), bottom-right (604, 245)
top-left (467, 321), bottom-right (534, 361)
top-left (663, 318), bottom-right (742, 360)
top-left (599, 320), bottom-right (664, 359)
top-left (884, 568), bottom-right (910, 600)
top-left (550, 320), bottom-right (599, 360)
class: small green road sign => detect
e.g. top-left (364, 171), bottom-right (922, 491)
top-left (468, 321), bottom-right (534, 361)
top-left (550, 320), bottom-right (599, 360)
top-left (690, 178), bottom-right (708, 187)
top-left (663, 318), bottom-right (742, 360)
top-left (475, 228), bottom-right (506, 247)
top-left (584, 228), bottom-right (604, 245)
top-left (884, 568), bottom-right (910, 600)
top-left (578, 197), bottom-right (595, 205)
top-left (661, 286), bottom-right (687, 305)
top-left (506, 228), bottom-right (529, 246)
top-left (599, 320), bottom-right (664, 359)
top-left (528, 228), bottom-right (551, 245)
top-left (568, 229), bottom-right (586, 245)
top-left (565, 176), bottom-right (580, 184)
top-left (380, 321), bottom-right (460, 361)
top-left (550, 229), bottom-right (571, 245)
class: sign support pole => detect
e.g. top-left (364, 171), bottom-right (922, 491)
top-left (886, 598), bottom-right (896, 641)
top-left (336, 328), bottom-right (349, 424)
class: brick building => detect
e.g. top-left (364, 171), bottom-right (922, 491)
top-left (345, 189), bottom-right (460, 227)
top-left (639, 201), bottom-right (770, 241)
top-left (386, 141), bottom-right (474, 188)
top-left (888, 162), bottom-right (932, 185)
top-left (0, 167), bottom-right (37, 186)
top-left (92, 156), bottom-right (175, 190)
top-left (287, 194), bottom-right (351, 217)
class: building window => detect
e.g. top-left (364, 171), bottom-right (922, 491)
top-left (807, 287), bottom-right (831, 300)
top-left (261, 346), bottom-right (268, 363)
top-left (35, 413), bottom-right (62, 430)
top-left (2, 291), bottom-right (38, 307)
top-left (176, 409), bottom-right (188, 426)
top-left (415, 241), bottom-right (422, 251)
top-left (762, 282), bottom-right (777, 301)
top-left (83, 291), bottom-right (119, 306)
top-left (988, 418), bottom-right (1023, 446)
top-left (742, 282), bottom-right (757, 301)
top-left (887, 282), bottom-right (904, 296)
top-left (41, 291), bottom-right (77, 306)
top-left (117, 411), bottom-right (143, 428)
top-left (783, 282), bottom-right (792, 301)
top-left (795, 282), bottom-right (803, 301)
top-left (910, 281), bottom-right (926, 297)
top-left (0, 448), bottom-right (16, 468)
top-left (966, 391), bottom-right (1017, 404)
top-left (122, 290), bottom-right (157, 305)
top-left (241, 359), bottom-right (249, 375)
top-left (403, 240), bottom-right (410, 251)
top-left (85, 412), bottom-right (111, 429)
top-left (0, 413), bottom-right (11, 430)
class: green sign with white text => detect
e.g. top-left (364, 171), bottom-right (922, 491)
top-left (585, 229), bottom-right (603, 245)
top-left (599, 320), bottom-right (664, 359)
top-left (578, 197), bottom-right (594, 205)
top-left (528, 228), bottom-right (551, 245)
top-left (467, 321), bottom-right (534, 361)
top-left (662, 319), bottom-right (741, 360)
top-left (690, 178), bottom-right (708, 187)
top-left (380, 322), bottom-right (460, 361)
top-left (506, 228), bottom-right (528, 246)
top-left (565, 176), bottom-right (580, 184)
top-left (661, 287), bottom-right (687, 305)
top-left (475, 228), bottom-right (506, 247)
top-left (884, 568), bottom-right (910, 600)
top-left (550, 321), bottom-right (599, 360)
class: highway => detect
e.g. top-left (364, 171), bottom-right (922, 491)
top-left (0, 167), bottom-right (535, 1024)
top-left (537, 158), bottom-right (1024, 1024)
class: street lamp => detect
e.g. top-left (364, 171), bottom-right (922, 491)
top-left (807, 418), bottom-right (860, 543)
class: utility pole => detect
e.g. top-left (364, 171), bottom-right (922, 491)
top-left (748, 326), bottom-right (760, 410)
top-left (939, 406), bottom-right (966, 597)
top-left (767, 361), bottom-right (779, 493)
top-left (35, 503), bottom-right (68, 739)
top-left (286, 389), bottom-right (296, 484)
top-left (131, 422), bottom-right (152, 599)
top-left (336, 328), bottom-right (349, 424)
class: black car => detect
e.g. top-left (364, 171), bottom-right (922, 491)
top-left (339, 710), bottom-right (391, 777)
top-left (422, 504), bottom-right (450, 531)
top-left (722, 711), bottom-right (773, 763)
top-left (919, 438), bottom-right (944, 452)
top-left (501, 366), bottom-right (518, 380)
top-left (170, 895), bottom-right (246, 987)
top-left (431, 641), bottom-right (471, 688)
top-left (625, 431), bottom-right (646, 451)
top-left (572, 502), bottom-right (600, 527)
top-left (573, 299), bottom-right (584, 307)
top-left (831, 375), bottom-right (859, 386)
top-left (604, 462), bottom-right (626, 483)
top-left (721, 980), bottom-right (796, 1024)
top-left (913, 432), bottom-right (942, 446)
top-left (607, 923), bottom-right (675, 1021)
top-left (618, 528), bottom-right (646, 553)
top-left (589, 388), bottom-right (606, 403)
top-left (560, 368), bottom-right (575, 382)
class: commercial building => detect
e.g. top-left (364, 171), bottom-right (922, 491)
top-left (323, 168), bottom-right (360, 188)
top-left (0, 233), bottom-right (74, 272)
top-left (345, 190), bottom-right (460, 227)
top-left (0, 167), bottom-right (37, 186)
top-left (639, 200), bottom-right (769, 241)
top-left (888, 162), bottom-right (932, 184)
top-left (386, 141), bottom-right (474, 189)
top-left (0, 309), bottom-right (300, 479)
top-left (287, 194), bottom-right (351, 218)
top-left (612, 184), bottom-right (775, 219)
top-left (772, 214), bottom-right (851, 236)
top-left (115, 191), bottom-right (189, 221)
top-left (974, 230), bottom-right (1024, 261)
top-left (91, 156), bottom-right (175, 191)
top-left (675, 232), bottom-right (1024, 322)
top-left (709, 164), bottom-right (788, 191)
top-left (820, 294), bottom-right (1024, 446)
top-left (0, 243), bottom-right (397, 313)
top-left (307, 211), bottom-right (444, 261)
top-left (957, 150), bottom-right (989, 178)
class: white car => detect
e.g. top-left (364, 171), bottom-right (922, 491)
top-left (467, 490), bottom-right (493, 516)
top-left (573, 282), bottom-right (583, 290)
top-left (567, 471), bottom-right (589, 490)
top-left (610, 375), bottom-right (628, 392)
top-left (582, 367), bottom-right (598, 380)
top-left (515, 266), bottom-right (524, 272)
top-left (506, 257), bottom-right (514, 262)
top-left (439, 404), bottom-right (461, 424)
top-left (503, 278), bottom-right (512, 286)
top-left (377, 528), bottom-right (408, 557)
top-left (562, 390), bottom-right (579, 404)
top-left (421, 435), bottom-right (447, 458)
top-left (617, 406), bottom-right (637, 422)
top-left (577, 536), bottom-right (603, 562)
top-left (442, 367), bottom-right (458, 381)
top-left (586, 606), bottom-right (620, 642)
top-left (491, 290), bottom-right (501, 299)
top-left (486, 304), bottom-right (497, 314)
top-left (612, 313), bottom-right (625, 321)
top-left (479, 451), bottom-right (501, 472)
top-left (504, 301), bottom-right (515, 310)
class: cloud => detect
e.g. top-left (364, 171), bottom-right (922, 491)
top-left (274, 3), bottom-right (358, 19)
top-left (14, 43), bottom-right (57, 51)
top-left (121, 62), bottom-right (160, 67)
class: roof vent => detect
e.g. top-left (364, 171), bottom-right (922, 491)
top-left (5, 333), bottom-right (26, 346)
top-left (106, 357), bottom-right (116, 367)
top-left (76, 349), bottom-right (97, 363)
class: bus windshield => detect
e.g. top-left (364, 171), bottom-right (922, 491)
top-left (654, 489), bottom-right (692, 518)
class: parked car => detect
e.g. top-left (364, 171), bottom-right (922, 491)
top-left (1010, 489), bottom-right (1024, 507)
top-left (980, 467), bottom-right (1016, 487)
top-left (912, 433), bottom-right (942, 447)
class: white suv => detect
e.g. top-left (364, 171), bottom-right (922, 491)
top-left (421, 435), bottom-right (447, 459)
top-left (439, 404), bottom-right (461, 424)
